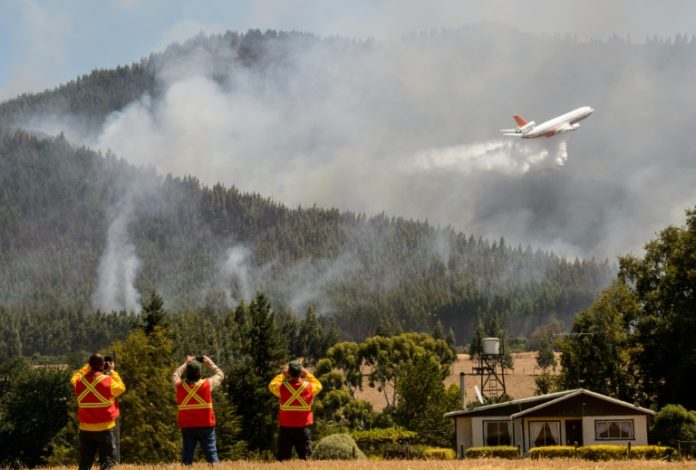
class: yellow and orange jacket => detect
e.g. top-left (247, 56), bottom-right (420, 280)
top-left (71, 364), bottom-right (126, 431)
top-left (268, 372), bottom-right (322, 427)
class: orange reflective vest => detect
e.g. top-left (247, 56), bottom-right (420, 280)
top-left (278, 379), bottom-right (314, 427)
top-left (176, 379), bottom-right (215, 428)
top-left (74, 373), bottom-right (119, 424)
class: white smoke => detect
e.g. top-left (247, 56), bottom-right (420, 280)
top-left (92, 206), bottom-right (142, 313)
top-left (219, 244), bottom-right (255, 306)
top-left (286, 253), bottom-right (361, 315)
top-left (411, 138), bottom-right (568, 175)
top-left (31, 28), bottom-right (693, 262)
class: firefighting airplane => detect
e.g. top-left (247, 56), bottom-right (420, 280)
top-left (500, 106), bottom-right (594, 139)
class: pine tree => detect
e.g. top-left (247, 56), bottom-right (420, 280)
top-left (112, 292), bottom-right (179, 463)
top-left (225, 294), bottom-right (287, 454)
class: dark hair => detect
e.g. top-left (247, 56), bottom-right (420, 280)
top-left (89, 353), bottom-right (105, 371)
top-left (186, 361), bottom-right (202, 382)
top-left (288, 361), bottom-right (302, 378)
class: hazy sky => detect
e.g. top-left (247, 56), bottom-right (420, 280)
top-left (1, 0), bottom-right (696, 100)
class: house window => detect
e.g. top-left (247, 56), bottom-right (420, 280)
top-left (529, 421), bottom-right (560, 447)
top-left (484, 420), bottom-right (512, 446)
top-left (595, 420), bottom-right (634, 440)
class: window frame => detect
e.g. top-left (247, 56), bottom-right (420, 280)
top-left (528, 420), bottom-right (561, 448)
top-left (482, 419), bottom-right (512, 446)
top-left (594, 419), bottom-right (635, 441)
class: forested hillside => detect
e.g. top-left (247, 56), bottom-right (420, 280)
top-left (0, 29), bottom-right (624, 359)
top-left (0, 128), bottom-right (612, 359)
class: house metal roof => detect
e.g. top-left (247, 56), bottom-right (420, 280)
top-left (444, 388), bottom-right (656, 419)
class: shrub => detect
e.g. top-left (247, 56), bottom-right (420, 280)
top-left (630, 445), bottom-right (679, 460)
top-left (529, 445), bottom-right (578, 459)
top-left (650, 404), bottom-right (696, 447)
top-left (464, 446), bottom-right (520, 459)
top-left (422, 447), bottom-right (456, 460)
top-left (577, 445), bottom-right (628, 461)
top-left (312, 433), bottom-right (366, 460)
top-left (350, 427), bottom-right (417, 458)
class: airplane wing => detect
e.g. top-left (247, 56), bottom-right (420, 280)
top-left (557, 123), bottom-right (576, 132)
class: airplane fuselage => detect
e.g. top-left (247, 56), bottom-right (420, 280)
top-left (501, 106), bottom-right (594, 139)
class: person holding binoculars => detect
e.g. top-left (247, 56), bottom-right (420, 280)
top-left (172, 355), bottom-right (224, 465)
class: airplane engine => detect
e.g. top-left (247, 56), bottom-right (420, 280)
top-left (571, 123), bottom-right (580, 130)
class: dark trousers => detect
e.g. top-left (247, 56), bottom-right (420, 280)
top-left (181, 427), bottom-right (220, 465)
top-left (78, 429), bottom-right (115, 470)
top-left (277, 426), bottom-right (312, 460)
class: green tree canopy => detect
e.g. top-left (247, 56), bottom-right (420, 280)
top-left (618, 208), bottom-right (696, 408)
top-left (359, 332), bottom-right (455, 407)
top-left (558, 281), bottom-right (640, 401)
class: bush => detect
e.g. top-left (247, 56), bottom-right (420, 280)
top-left (529, 444), bottom-right (679, 461)
top-left (577, 445), bottom-right (628, 461)
top-left (313, 433), bottom-right (366, 460)
top-left (529, 445), bottom-right (578, 459)
top-left (422, 447), bottom-right (456, 460)
top-left (630, 445), bottom-right (679, 460)
top-left (650, 404), bottom-right (696, 447)
top-left (350, 427), bottom-right (417, 458)
top-left (464, 446), bottom-right (520, 459)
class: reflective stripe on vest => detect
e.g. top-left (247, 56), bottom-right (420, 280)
top-left (279, 380), bottom-right (311, 411)
top-left (177, 380), bottom-right (213, 411)
top-left (77, 374), bottom-right (114, 408)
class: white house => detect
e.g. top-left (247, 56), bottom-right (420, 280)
top-left (445, 388), bottom-right (656, 457)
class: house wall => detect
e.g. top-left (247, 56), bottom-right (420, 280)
top-left (462, 416), bottom-right (516, 448)
top-left (454, 416), bottom-right (473, 457)
top-left (521, 414), bottom-right (649, 452)
top-left (582, 414), bottom-right (649, 447)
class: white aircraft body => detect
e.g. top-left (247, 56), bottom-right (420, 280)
top-left (500, 106), bottom-right (594, 139)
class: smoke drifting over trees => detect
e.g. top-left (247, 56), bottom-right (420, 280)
top-left (1, 25), bottom-right (692, 339)
top-left (8, 27), bottom-right (692, 260)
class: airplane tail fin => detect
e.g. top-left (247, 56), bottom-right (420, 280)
top-left (513, 114), bottom-right (528, 127)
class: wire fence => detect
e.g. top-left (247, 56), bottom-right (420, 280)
top-left (676, 440), bottom-right (696, 458)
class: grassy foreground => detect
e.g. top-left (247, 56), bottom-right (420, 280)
top-left (40, 460), bottom-right (694, 470)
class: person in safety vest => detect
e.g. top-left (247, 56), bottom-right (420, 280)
top-left (71, 353), bottom-right (126, 470)
top-left (268, 360), bottom-right (322, 460)
top-left (172, 355), bottom-right (224, 465)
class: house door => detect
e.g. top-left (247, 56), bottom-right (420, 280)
top-left (565, 420), bottom-right (583, 446)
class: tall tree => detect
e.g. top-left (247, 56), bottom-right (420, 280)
top-left (112, 292), bottom-right (179, 463)
top-left (326, 341), bottom-right (363, 398)
top-left (619, 208), bottom-right (696, 408)
top-left (557, 281), bottom-right (640, 401)
top-left (0, 358), bottom-right (70, 468)
top-left (360, 332), bottom-right (455, 407)
top-left (225, 294), bottom-right (287, 454)
top-left (393, 353), bottom-right (459, 447)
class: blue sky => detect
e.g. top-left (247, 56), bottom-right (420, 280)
top-left (1, 0), bottom-right (696, 100)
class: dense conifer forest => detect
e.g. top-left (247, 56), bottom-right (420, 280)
top-left (0, 129), bottom-right (613, 359)
top-left (0, 29), bottom-right (626, 359)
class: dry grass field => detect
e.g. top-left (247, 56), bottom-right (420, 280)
top-left (41, 459), bottom-right (694, 470)
top-left (355, 351), bottom-right (557, 409)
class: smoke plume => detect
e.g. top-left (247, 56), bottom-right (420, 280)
top-left (92, 203), bottom-right (142, 313)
